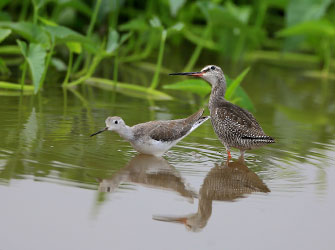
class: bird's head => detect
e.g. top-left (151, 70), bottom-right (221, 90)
top-left (105, 116), bottom-right (126, 131)
top-left (90, 116), bottom-right (126, 137)
top-left (169, 65), bottom-right (225, 86)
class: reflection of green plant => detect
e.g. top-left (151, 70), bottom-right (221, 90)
top-left (0, 0), bottom-right (333, 97)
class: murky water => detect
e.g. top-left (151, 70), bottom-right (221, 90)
top-left (1, 64), bottom-right (334, 250)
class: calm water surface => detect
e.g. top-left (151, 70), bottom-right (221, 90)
top-left (1, 65), bottom-right (334, 250)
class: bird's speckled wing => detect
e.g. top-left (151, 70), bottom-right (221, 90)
top-left (212, 101), bottom-right (266, 138)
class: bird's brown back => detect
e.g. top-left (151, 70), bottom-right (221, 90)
top-left (132, 109), bottom-right (204, 142)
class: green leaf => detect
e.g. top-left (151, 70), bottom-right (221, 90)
top-left (168, 0), bottom-right (186, 16)
top-left (163, 79), bottom-right (211, 97)
top-left (0, 45), bottom-right (21, 54)
top-left (38, 16), bottom-right (58, 26)
top-left (119, 17), bottom-right (148, 31)
top-left (85, 77), bottom-right (173, 101)
top-left (17, 39), bottom-right (27, 56)
top-left (277, 19), bottom-right (335, 38)
top-left (27, 44), bottom-right (47, 93)
top-left (43, 25), bottom-right (96, 53)
top-left (196, 1), bottom-right (250, 27)
top-left (0, 81), bottom-right (34, 91)
top-left (66, 42), bottom-right (82, 54)
top-left (150, 16), bottom-right (162, 28)
top-left (105, 29), bottom-right (131, 55)
top-left (51, 58), bottom-right (67, 71)
top-left (225, 1), bottom-right (251, 24)
top-left (0, 28), bottom-right (11, 43)
top-left (167, 22), bottom-right (184, 34)
top-left (57, 0), bottom-right (92, 17)
top-left (133, 61), bottom-right (171, 74)
top-left (225, 67), bottom-right (250, 100)
top-left (196, 1), bottom-right (210, 21)
top-left (17, 40), bottom-right (47, 94)
top-left (44, 25), bottom-right (91, 44)
top-left (183, 29), bottom-right (216, 49)
top-left (0, 22), bottom-right (49, 45)
top-left (284, 0), bottom-right (332, 50)
top-left (106, 28), bottom-right (119, 54)
top-left (286, 0), bottom-right (332, 27)
top-left (119, 32), bottom-right (132, 46)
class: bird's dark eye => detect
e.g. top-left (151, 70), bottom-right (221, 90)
top-left (211, 66), bottom-right (215, 70)
top-left (114, 120), bottom-right (118, 124)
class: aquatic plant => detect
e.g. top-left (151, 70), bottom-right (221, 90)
top-left (0, 0), bottom-right (333, 107)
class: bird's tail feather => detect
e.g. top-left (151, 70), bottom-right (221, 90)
top-left (185, 108), bottom-right (204, 124)
top-left (242, 135), bottom-right (275, 143)
top-left (190, 116), bottom-right (210, 132)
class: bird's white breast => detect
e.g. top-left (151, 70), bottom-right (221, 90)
top-left (130, 139), bottom-right (176, 157)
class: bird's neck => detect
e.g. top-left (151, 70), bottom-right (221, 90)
top-left (186, 197), bottom-right (212, 231)
top-left (209, 77), bottom-right (226, 109)
top-left (116, 125), bottom-right (134, 141)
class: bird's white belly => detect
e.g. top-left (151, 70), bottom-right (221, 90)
top-left (130, 139), bottom-right (176, 157)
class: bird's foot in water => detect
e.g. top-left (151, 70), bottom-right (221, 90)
top-left (227, 150), bottom-right (232, 159)
top-left (225, 150), bottom-right (232, 164)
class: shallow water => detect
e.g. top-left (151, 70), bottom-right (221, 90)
top-left (1, 64), bottom-right (334, 250)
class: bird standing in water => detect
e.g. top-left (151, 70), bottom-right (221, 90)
top-left (90, 109), bottom-right (209, 157)
top-left (170, 65), bottom-right (274, 160)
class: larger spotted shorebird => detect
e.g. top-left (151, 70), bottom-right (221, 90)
top-left (170, 65), bottom-right (275, 160)
top-left (90, 109), bottom-right (209, 157)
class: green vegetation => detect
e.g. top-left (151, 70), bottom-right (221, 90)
top-left (0, 0), bottom-right (334, 107)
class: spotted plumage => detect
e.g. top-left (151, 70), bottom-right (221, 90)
top-left (210, 97), bottom-right (274, 151)
top-left (90, 109), bottom-right (209, 156)
top-left (170, 65), bottom-right (275, 159)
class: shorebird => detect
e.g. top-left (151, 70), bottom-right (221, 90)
top-left (98, 154), bottom-right (196, 201)
top-left (90, 109), bottom-right (209, 156)
top-left (153, 157), bottom-right (270, 232)
top-left (170, 65), bottom-right (275, 160)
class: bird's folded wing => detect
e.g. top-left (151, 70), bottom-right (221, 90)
top-left (215, 102), bottom-right (266, 137)
top-left (148, 120), bottom-right (191, 142)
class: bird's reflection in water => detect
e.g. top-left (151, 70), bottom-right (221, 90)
top-left (98, 154), bottom-right (196, 201)
top-left (153, 157), bottom-right (270, 232)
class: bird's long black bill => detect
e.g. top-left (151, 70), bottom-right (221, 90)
top-left (90, 127), bottom-right (108, 137)
top-left (169, 71), bottom-right (203, 76)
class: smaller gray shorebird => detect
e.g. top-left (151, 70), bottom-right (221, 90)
top-left (90, 109), bottom-right (209, 157)
top-left (170, 65), bottom-right (275, 160)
